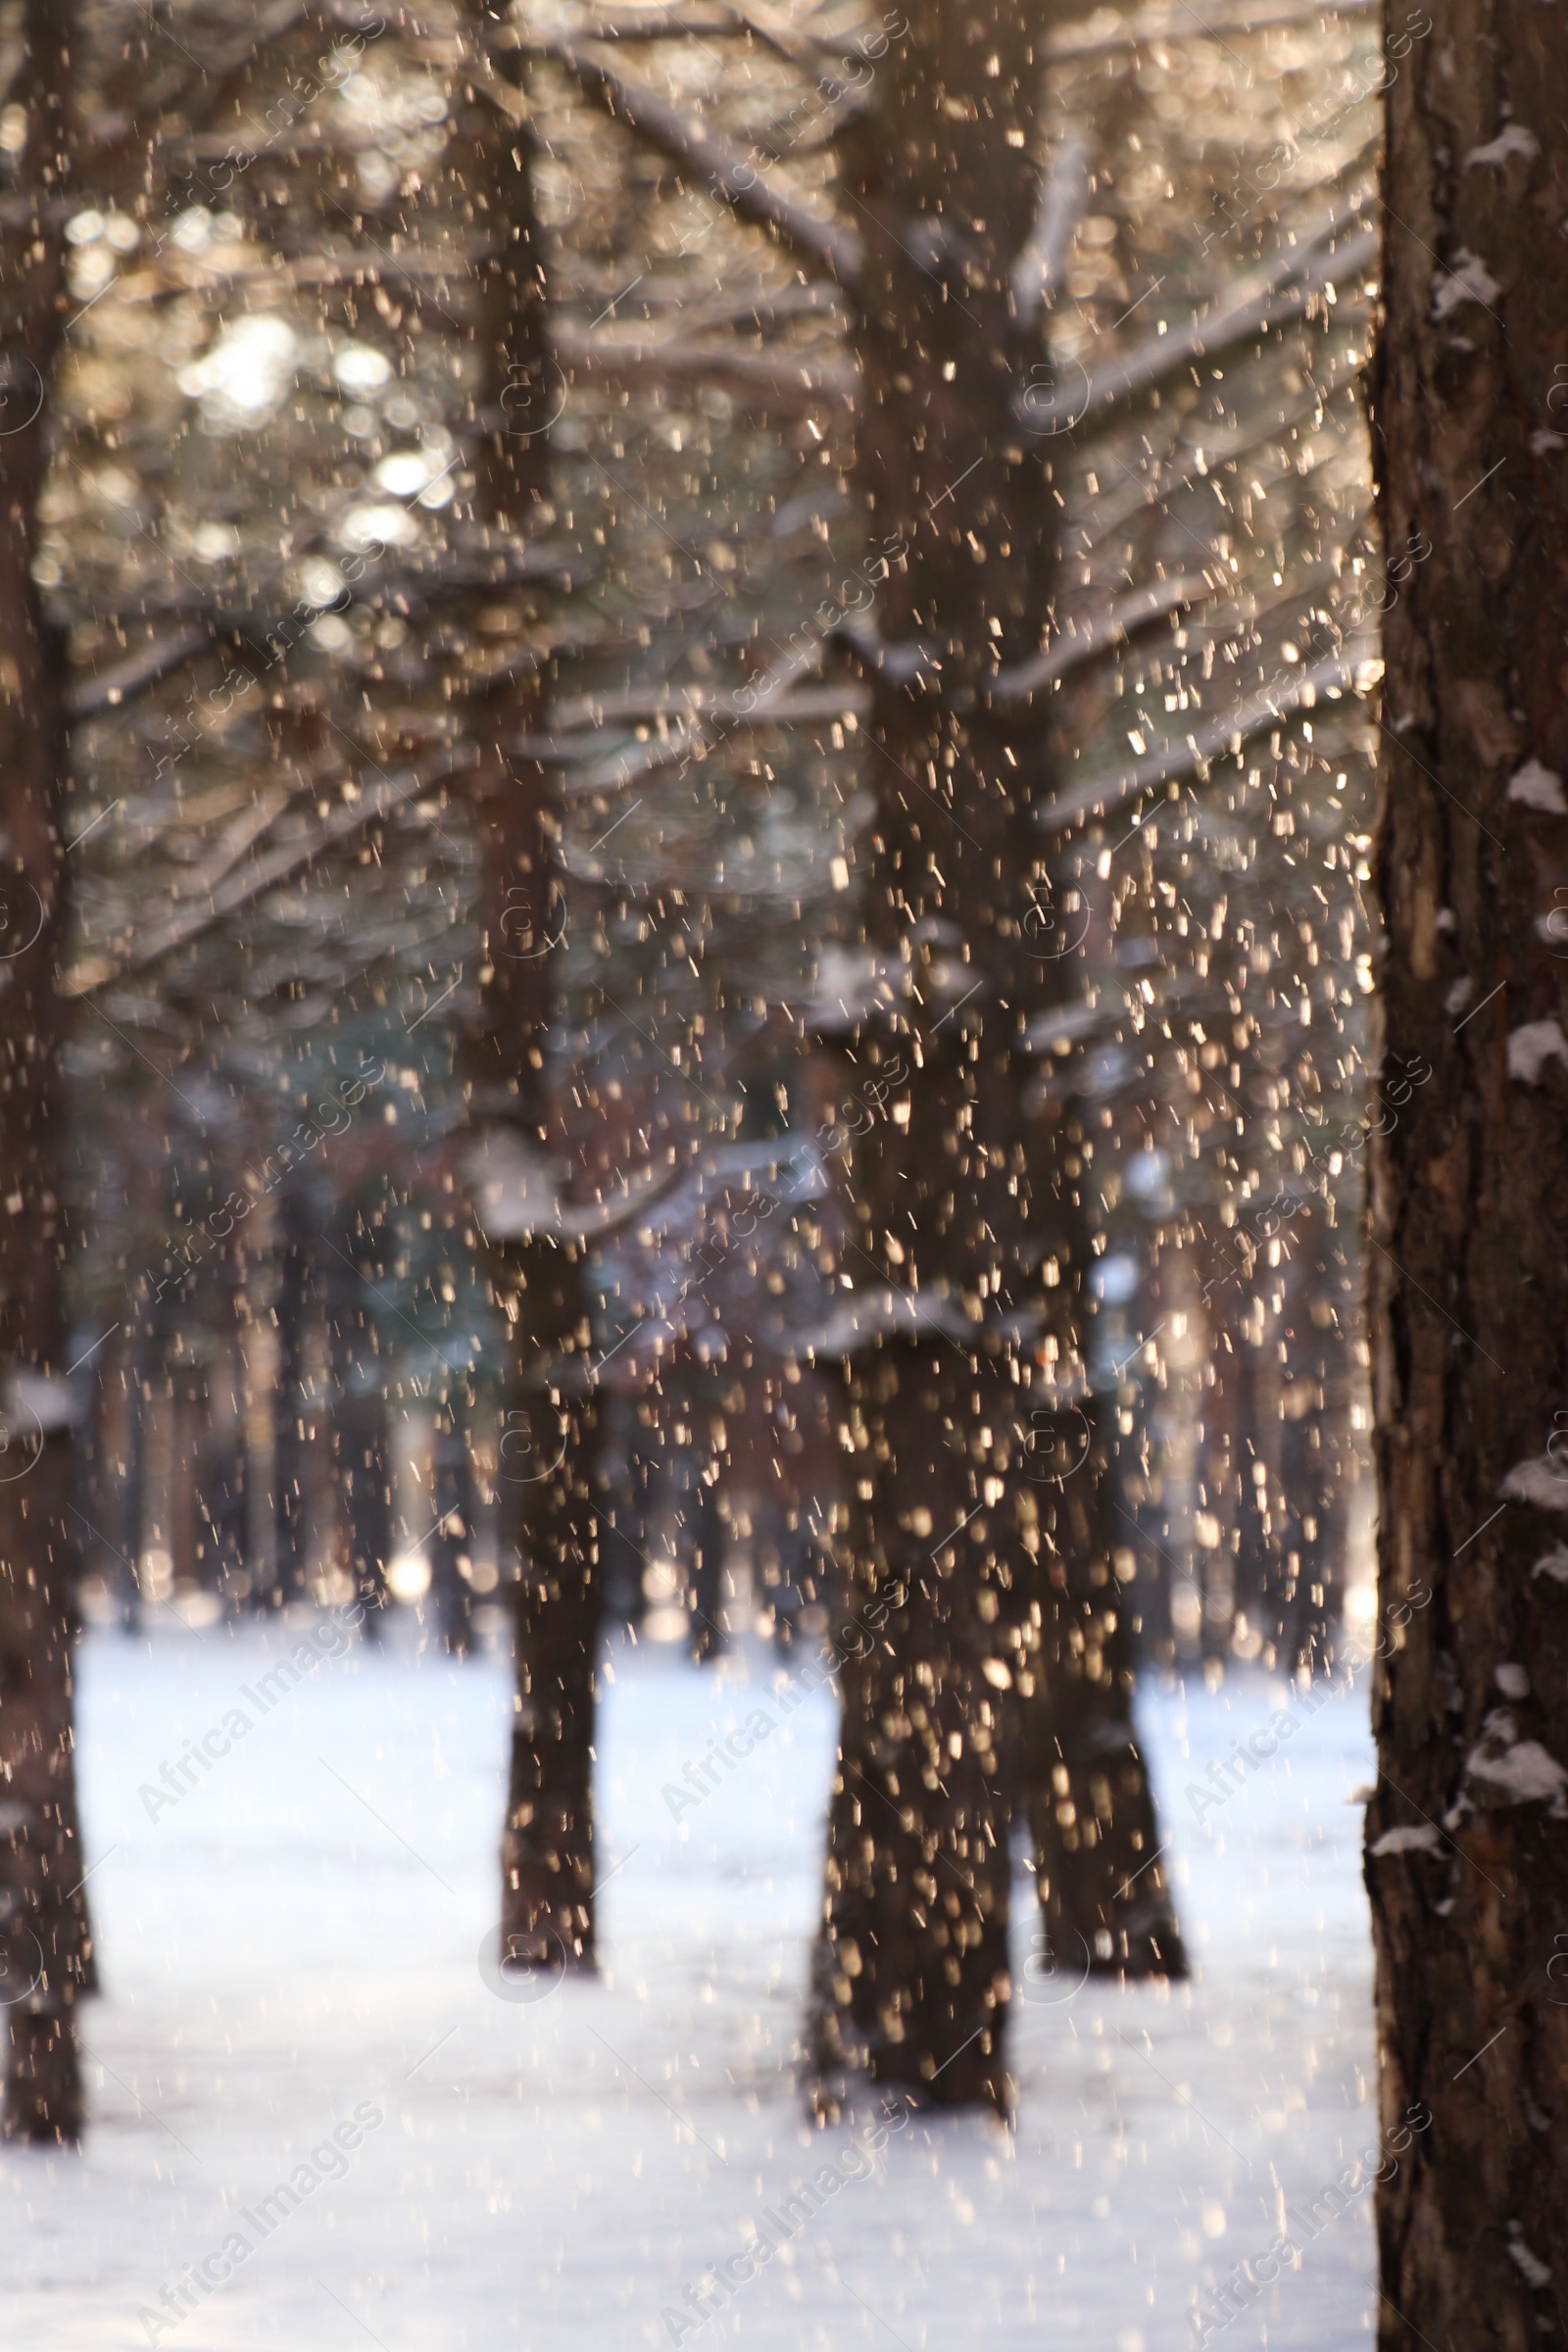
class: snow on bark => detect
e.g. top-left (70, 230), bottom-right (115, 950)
top-left (1505, 1020), bottom-right (1568, 1085)
top-left (1429, 248), bottom-right (1502, 319)
top-left (1499, 1454), bottom-right (1568, 1511)
top-left (1367, 1824), bottom-right (1443, 1857)
top-left (1505, 759), bottom-right (1566, 813)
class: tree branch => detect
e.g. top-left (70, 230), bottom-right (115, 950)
top-left (64, 745), bottom-right (477, 997)
top-left (988, 571), bottom-right (1214, 703)
top-left (1033, 632), bottom-right (1379, 836)
top-left (1019, 219), bottom-right (1378, 435)
top-left (551, 317), bottom-right (855, 408)
top-left (1010, 134), bottom-right (1093, 332)
top-left (66, 626), bottom-right (213, 719)
top-left (515, 34), bottom-right (863, 280)
top-left (1044, 0), bottom-right (1374, 58)
top-left (714, 0), bottom-right (838, 80)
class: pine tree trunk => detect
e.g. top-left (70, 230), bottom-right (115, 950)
top-left (194, 1321), bottom-right (248, 1602)
top-left (337, 1388), bottom-right (391, 1614)
top-left (326, 1191), bottom-right (391, 1621)
top-left (1020, 1391), bottom-right (1187, 1981)
top-left (813, 0), bottom-right (1184, 2115)
top-left (428, 1410), bottom-right (473, 1652)
top-left (1369, 2), bottom-right (1568, 2334)
top-left (270, 1182), bottom-right (317, 1604)
top-left (460, 47), bottom-right (601, 1973)
top-left (0, 0), bottom-right (85, 2144)
top-left (812, 0), bottom-right (1043, 2097)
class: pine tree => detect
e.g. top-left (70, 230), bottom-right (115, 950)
top-left (0, 0), bottom-right (88, 2145)
top-left (1367, 0), bottom-right (1568, 2334)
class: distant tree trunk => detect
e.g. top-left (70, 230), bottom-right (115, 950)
top-left (461, 47), bottom-right (601, 1972)
top-left (1016, 1071), bottom-right (1187, 1979)
top-left (240, 1193), bottom-right (281, 1604)
top-left (337, 1386), bottom-right (390, 1610)
top-left (1019, 1384), bottom-right (1187, 1981)
top-left (193, 1331), bottom-right (248, 1602)
top-left (270, 1181), bottom-right (318, 1604)
top-left (327, 1190), bottom-right (391, 1621)
top-left (813, 0), bottom-right (1181, 2115)
top-left (0, 0), bottom-right (86, 2144)
top-left (595, 1391), bottom-right (653, 1628)
top-left (169, 1386), bottom-right (200, 1594)
top-left (1368, 4), bottom-right (1568, 2339)
top-left (427, 1407), bottom-right (474, 1652)
top-left (684, 1424), bottom-right (726, 1661)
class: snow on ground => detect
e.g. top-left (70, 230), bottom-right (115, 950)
top-left (2, 1614), bottom-right (1380, 2350)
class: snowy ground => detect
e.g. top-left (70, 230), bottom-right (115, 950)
top-left (2, 1614), bottom-right (1381, 2351)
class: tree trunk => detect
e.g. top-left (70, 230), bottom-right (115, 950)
top-left (326, 1188), bottom-right (392, 1622)
top-left (1369, 2), bottom-right (1568, 2336)
top-left (428, 1407), bottom-right (474, 1652)
top-left (270, 1181), bottom-right (318, 1605)
top-left (461, 43), bottom-right (602, 1974)
top-left (0, 0), bottom-right (86, 2144)
top-left (337, 1386), bottom-right (391, 1614)
top-left (1020, 1388), bottom-right (1187, 1982)
top-left (812, 0), bottom-right (1181, 2118)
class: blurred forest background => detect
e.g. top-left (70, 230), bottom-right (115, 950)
top-left (2, 0), bottom-right (1393, 2140)
top-left (44, 0), bottom-right (1381, 1668)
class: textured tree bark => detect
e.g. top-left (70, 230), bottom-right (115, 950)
top-left (336, 1387), bottom-right (391, 1612)
top-left (461, 45), bottom-right (602, 1973)
top-left (325, 1188), bottom-right (392, 1623)
top-left (812, 0), bottom-right (1181, 2116)
top-left (1193, 1193), bottom-right (1351, 1671)
top-left (427, 1409), bottom-right (475, 1653)
top-left (270, 1181), bottom-right (319, 1604)
top-left (1368, 0), bottom-right (1568, 2336)
top-left (0, 0), bottom-right (87, 2145)
top-left (1020, 1386), bottom-right (1187, 1982)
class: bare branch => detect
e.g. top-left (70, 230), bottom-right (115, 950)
top-left (489, 4), bottom-right (730, 43)
top-left (1010, 134), bottom-right (1093, 332)
top-left (66, 626), bottom-right (213, 718)
top-left (1032, 633), bottom-right (1379, 837)
top-left (64, 745), bottom-right (477, 998)
top-left (716, 0), bottom-right (838, 79)
top-left (173, 0), bottom-right (313, 82)
top-left (1044, 0), bottom-right (1375, 58)
top-left (496, 0), bottom-right (835, 74)
top-left (465, 1125), bottom-right (690, 1246)
top-left (552, 317), bottom-right (855, 407)
top-left (1019, 219), bottom-right (1378, 435)
top-left (551, 679), bottom-right (869, 729)
top-left (519, 34), bottom-right (863, 280)
top-left (670, 277), bottom-right (845, 333)
top-left (988, 571), bottom-right (1214, 703)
